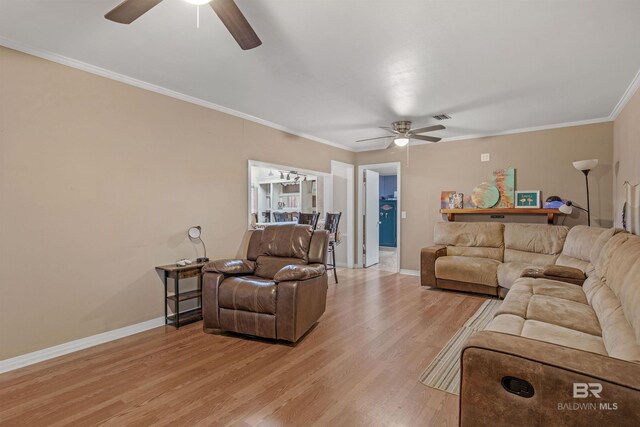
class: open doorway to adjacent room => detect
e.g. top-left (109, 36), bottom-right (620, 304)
top-left (329, 161), bottom-right (355, 269)
top-left (357, 162), bottom-right (401, 273)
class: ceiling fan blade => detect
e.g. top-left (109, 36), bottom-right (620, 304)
top-left (210, 0), bottom-right (262, 50)
top-left (356, 136), bottom-right (392, 143)
top-left (105, 0), bottom-right (163, 24)
top-left (385, 140), bottom-right (396, 149)
top-left (411, 124), bottom-right (445, 134)
top-left (411, 135), bottom-right (442, 143)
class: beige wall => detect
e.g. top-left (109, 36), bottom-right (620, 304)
top-left (0, 45), bottom-right (619, 360)
top-left (613, 88), bottom-right (640, 227)
top-left (356, 123), bottom-right (614, 271)
top-left (0, 47), bottom-right (355, 360)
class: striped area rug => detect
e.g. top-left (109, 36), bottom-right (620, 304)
top-left (419, 299), bottom-right (502, 395)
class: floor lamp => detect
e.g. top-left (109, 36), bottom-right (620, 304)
top-left (572, 159), bottom-right (599, 226)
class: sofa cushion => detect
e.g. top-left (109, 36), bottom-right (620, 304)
top-left (486, 315), bottom-right (607, 355)
top-left (434, 222), bottom-right (504, 261)
top-left (446, 245), bottom-right (504, 261)
top-left (526, 295), bottom-right (602, 336)
top-left (560, 225), bottom-right (616, 263)
top-left (435, 256), bottom-right (500, 287)
top-left (218, 276), bottom-right (277, 315)
top-left (586, 233), bottom-right (640, 362)
top-left (506, 278), bottom-right (588, 304)
top-left (497, 262), bottom-right (536, 289)
top-left (584, 276), bottom-right (640, 363)
top-left (489, 278), bottom-right (609, 355)
top-left (555, 226), bottom-right (619, 276)
top-left (498, 278), bottom-right (596, 321)
top-left (503, 223), bottom-right (568, 265)
top-left (495, 285), bottom-right (600, 336)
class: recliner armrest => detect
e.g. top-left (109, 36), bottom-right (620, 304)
top-left (274, 264), bottom-right (325, 282)
top-left (460, 331), bottom-right (640, 426)
top-left (421, 245), bottom-right (447, 286)
top-left (203, 259), bottom-right (256, 275)
top-left (520, 265), bottom-right (586, 286)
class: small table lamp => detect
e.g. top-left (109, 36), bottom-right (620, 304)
top-left (572, 159), bottom-right (598, 226)
top-left (188, 226), bottom-right (209, 263)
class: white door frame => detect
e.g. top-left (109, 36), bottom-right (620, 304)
top-left (357, 162), bottom-right (401, 272)
top-left (331, 160), bottom-right (355, 269)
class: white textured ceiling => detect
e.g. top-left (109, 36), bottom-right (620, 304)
top-left (1, 0), bottom-right (639, 151)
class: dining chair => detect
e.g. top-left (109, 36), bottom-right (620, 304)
top-left (298, 212), bottom-right (320, 230)
top-left (323, 212), bottom-right (342, 284)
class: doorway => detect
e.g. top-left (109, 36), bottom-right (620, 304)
top-left (357, 162), bottom-right (401, 273)
top-left (330, 161), bottom-right (355, 269)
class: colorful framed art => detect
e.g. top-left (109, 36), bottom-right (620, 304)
top-left (515, 191), bottom-right (541, 208)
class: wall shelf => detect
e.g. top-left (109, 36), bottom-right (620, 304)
top-left (440, 208), bottom-right (564, 224)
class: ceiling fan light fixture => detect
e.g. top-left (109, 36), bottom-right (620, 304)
top-left (394, 136), bottom-right (410, 147)
top-left (184, 0), bottom-right (211, 5)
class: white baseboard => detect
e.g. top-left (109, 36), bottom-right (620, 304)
top-left (336, 261), bottom-right (350, 268)
top-left (400, 269), bottom-right (420, 276)
top-left (0, 317), bottom-right (165, 374)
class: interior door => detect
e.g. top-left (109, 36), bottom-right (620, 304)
top-left (364, 169), bottom-right (380, 267)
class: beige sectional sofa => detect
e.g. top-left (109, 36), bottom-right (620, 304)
top-left (421, 222), bottom-right (616, 298)
top-left (460, 231), bottom-right (640, 426)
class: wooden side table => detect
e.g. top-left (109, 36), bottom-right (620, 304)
top-left (155, 262), bottom-right (207, 328)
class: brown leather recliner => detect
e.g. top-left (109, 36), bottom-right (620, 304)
top-left (202, 224), bottom-right (329, 342)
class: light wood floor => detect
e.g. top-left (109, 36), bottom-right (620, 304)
top-left (0, 268), bottom-right (486, 426)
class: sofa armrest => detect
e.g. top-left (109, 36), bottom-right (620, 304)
top-left (274, 264), bottom-right (325, 283)
top-left (460, 331), bottom-right (640, 426)
top-left (521, 265), bottom-right (586, 286)
top-left (202, 259), bottom-right (255, 275)
top-left (420, 246), bottom-right (447, 286)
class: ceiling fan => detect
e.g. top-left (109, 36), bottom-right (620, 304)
top-left (104, 0), bottom-right (261, 50)
top-left (356, 121), bottom-right (446, 148)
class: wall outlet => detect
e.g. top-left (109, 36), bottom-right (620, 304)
top-left (481, 153), bottom-right (490, 162)
top-left (401, 211), bottom-right (407, 219)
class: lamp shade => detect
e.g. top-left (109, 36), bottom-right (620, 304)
top-left (188, 226), bottom-right (201, 239)
top-left (572, 159), bottom-right (599, 171)
top-left (559, 203), bottom-right (573, 214)
top-left (394, 137), bottom-right (409, 147)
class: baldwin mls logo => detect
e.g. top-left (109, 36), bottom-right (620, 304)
top-left (573, 383), bottom-right (602, 398)
top-left (557, 383), bottom-right (618, 411)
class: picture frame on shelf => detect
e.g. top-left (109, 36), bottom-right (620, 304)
top-left (440, 191), bottom-right (457, 209)
top-left (515, 191), bottom-right (541, 208)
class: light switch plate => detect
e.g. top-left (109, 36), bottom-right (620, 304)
top-left (401, 211), bottom-right (407, 219)
top-left (481, 153), bottom-right (490, 162)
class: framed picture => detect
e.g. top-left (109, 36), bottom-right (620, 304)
top-left (440, 191), bottom-right (456, 209)
top-left (515, 191), bottom-right (541, 208)
top-left (452, 192), bottom-right (464, 209)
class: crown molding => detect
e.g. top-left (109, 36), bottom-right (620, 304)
top-left (440, 116), bottom-right (612, 143)
top-left (0, 37), bottom-right (355, 153)
top-left (0, 317), bottom-right (165, 373)
top-left (609, 67), bottom-right (640, 120)
top-left (352, 116), bottom-right (613, 152)
top-left (2, 36), bottom-right (637, 153)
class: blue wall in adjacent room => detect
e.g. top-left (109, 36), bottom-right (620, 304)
top-left (380, 175), bottom-right (397, 199)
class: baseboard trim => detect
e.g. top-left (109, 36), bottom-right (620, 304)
top-left (0, 317), bottom-right (165, 374)
top-left (400, 269), bottom-right (420, 276)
